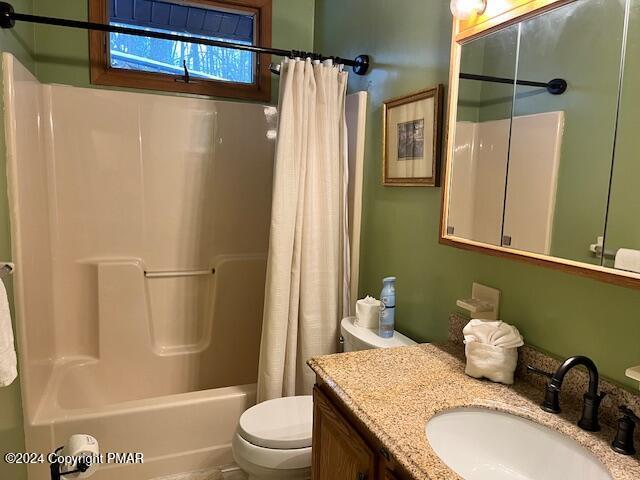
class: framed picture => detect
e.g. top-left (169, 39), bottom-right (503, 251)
top-left (383, 85), bottom-right (444, 186)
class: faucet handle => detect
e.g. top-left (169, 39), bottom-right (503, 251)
top-left (619, 405), bottom-right (640, 422)
top-left (612, 405), bottom-right (639, 455)
top-left (526, 365), bottom-right (553, 379)
top-left (527, 365), bottom-right (561, 413)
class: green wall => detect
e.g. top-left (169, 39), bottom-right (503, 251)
top-left (314, 0), bottom-right (640, 390)
top-left (33, 0), bottom-right (315, 104)
top-left (0, 1), bottom-right (33, 478)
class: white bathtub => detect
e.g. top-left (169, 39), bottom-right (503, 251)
top-left (26, 383), bottom-right (256, 480)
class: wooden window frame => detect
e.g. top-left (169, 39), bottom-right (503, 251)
top-left (88, 0), bottom-right (272, 101)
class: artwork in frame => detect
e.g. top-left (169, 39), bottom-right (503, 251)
top-left (383, 85), bottom-right (444, 186)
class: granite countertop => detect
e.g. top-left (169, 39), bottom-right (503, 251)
top-left (308, 343), bottom-right (640, 480)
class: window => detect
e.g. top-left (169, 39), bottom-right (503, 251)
top-left (89, 0), bottom-right (272, 101)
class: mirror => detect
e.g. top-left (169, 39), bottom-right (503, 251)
top-left (444, 0), bottom-right (640, 285)
top-left (604, 1), bottom-right (640, 271)
top-left (448, 24), bottom-right (519, 247)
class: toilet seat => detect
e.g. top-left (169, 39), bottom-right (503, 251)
top-left (238, 395), bottom-right (313, 449)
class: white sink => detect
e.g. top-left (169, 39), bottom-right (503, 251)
top-left (426, 408), bottom-right (612, 480)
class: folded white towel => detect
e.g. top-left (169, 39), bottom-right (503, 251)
top-left (355, 296), bottom-right (381, 329)
top-left (0, 277), bottom-right (16, 387)
top-left (465, 343), bottom-right (519, 384)
top-left (463, 319), bottom-right (524, 385)
top-left (615, 248), bottom-right (640, 274)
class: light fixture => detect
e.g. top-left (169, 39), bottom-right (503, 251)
top-left (450, 0), bottom-right (487, 19)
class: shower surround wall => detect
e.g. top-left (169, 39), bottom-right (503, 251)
top-left (3, 53), bottom-right (276, 480)
top-left (449, 112), bottom-right (564, 254)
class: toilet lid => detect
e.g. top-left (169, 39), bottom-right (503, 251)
top-left (238, 395), bottom-right (313, 449)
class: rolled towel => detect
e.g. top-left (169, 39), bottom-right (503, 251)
top-left (463, 319), bottom-right (524, 385)
top-left (355, 296), bottom-right (381, 329)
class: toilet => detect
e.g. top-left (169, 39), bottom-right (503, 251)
top-left (340, 316), bottom-right (417, 352)
top-left (232, 317), bottom-right (416, 479)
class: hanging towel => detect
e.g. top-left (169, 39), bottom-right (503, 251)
top-left (0, 278), bottom-right (17, 387)
top-left (463, 319), bottom-right (524, 385)
top-left (614, 249), bottom-right (640, 274)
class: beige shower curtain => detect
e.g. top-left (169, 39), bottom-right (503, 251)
top-left (257, 58), bottom-right (349, 402)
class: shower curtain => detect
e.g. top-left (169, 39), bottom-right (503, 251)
top-left (257, 58), bottom-right (349, 401)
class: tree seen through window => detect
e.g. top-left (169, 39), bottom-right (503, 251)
top-left (110, 24), bottom-right (254, 83)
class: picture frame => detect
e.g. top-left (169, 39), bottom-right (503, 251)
top-left (382, 85), bottom-right (444, 186)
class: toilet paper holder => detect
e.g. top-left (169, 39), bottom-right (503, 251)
top-left (49, 434), bottom-right (99, 480)
top-left (50, 446), bottom-right (91, 480)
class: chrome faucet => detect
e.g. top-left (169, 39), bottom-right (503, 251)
top-left (527, 355), bottom-right (605, 432)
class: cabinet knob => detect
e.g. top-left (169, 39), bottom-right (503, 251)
top-left (379, 447), bottom-right (390, 460)
top-left (357, 473), bottom-right (366, 480)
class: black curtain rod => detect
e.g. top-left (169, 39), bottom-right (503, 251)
top-left (0, 2), bottom-right (370, 76)
top-left (460, 72), bottom-right (567, 95)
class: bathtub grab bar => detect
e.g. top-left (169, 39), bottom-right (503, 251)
top-left (0, 262), bottom-right (14, 278)
top-left (144, 268), bottom-right (215, 278)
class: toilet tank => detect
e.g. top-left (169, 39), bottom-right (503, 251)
top-left (340, 317), bottom-right (417, 352)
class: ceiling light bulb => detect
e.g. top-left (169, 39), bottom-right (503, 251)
top-left (450, 0), bottom-right (487, 19)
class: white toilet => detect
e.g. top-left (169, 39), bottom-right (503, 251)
top-left (232, 317), bottom-right (416, 479)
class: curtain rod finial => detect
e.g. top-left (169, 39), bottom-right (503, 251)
top-left (353, 55), bottom-right (370, 76)
top-left (547, 78), bottom-right (567, 95)
top-left (0, 2), bottom-right (14, 29)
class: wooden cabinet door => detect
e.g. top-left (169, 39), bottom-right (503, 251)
top-left (312, 386), bottom-right (376, 480)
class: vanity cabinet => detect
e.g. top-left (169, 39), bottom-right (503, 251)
top-left (312, 384), bottom-right (409, 480)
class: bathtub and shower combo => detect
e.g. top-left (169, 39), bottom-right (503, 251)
top-left (5, 50), bottom-right (274, 480)
top-left (4, 45), bottom-right (366, 478)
